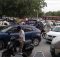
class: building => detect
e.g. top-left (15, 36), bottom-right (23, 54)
top-left (42, 16), bottom-right (60, 21)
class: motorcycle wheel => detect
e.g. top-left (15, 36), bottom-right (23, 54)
top-left (2, 52), bottom-right (11, 57)
top-left (41, 33), bottom-right (46, 39)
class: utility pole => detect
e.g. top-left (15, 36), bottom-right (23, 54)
top-left (34, 9), bottom-right (38, 19)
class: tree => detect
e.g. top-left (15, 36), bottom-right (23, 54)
top-left (45, 11), bottom-right (60, 16)
top-left (0, 0), bottom-right (46, 17)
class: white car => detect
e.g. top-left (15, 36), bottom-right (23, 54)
top-left (0, 21), bottom-right (10, 26)
top-left (50, 36), bottom-right (60, 57)
top-left (56, 23), bottom-right (60, 26)
top-left (46, 26), bottom-right (60, 43)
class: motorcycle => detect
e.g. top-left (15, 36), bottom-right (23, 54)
top-left (2, 37), bottom-right (34, 57)
top-left (41, 29), bottom-right (46, 39)
top-left (41, 32), bottom-right (46, 39)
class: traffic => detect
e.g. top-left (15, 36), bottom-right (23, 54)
top-left (0, 18), bottom-right (60, 57)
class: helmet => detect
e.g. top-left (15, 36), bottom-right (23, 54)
top-left (17, 26), bottom-right (21, 30)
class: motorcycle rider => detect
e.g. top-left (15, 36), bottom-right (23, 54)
top-left (17, 26), bottom-right (25, 53)
top-left (35, 21), bottom-right (45, 34)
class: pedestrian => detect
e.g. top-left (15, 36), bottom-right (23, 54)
top-left (17, 26), bottom-right (25, 53)
top-left (36, 21), bottom-right (45, 33)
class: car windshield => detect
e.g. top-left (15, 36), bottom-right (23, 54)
top-left (52, 27), bottom-right (60, 32)
top-left (1, 26), bottom-right (12, 32)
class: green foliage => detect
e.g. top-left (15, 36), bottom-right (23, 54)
top-left (0, 0), bottom-right (46, 17)
top-left (45, 11), bottom-right (60, 16)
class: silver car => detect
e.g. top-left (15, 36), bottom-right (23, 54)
top-left (50, 36), bottom-right (60, 57)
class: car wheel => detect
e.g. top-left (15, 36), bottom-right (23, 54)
top-left (0, 41), bottom-right (4, 50)
top-left (33, 38), bottom-right (40, 46)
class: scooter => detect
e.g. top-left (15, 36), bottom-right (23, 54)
top-left (2, 37), bottom-right (34, 57)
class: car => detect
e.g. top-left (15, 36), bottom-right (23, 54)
top-left (46, 26), bottom-right (60, 43)
top-left (25, 19), bottom-right (44, 26)
top-left (56, 22), bottom-right (60, 26)
top-left (0, 26), bottom-right (6, 31)
top-left (25, 19), bottom-right (37, 26)
top-left (50, 36), bottom-right (60, 57)
top-left (0, 25), bottom-right (41, 49)
top-left (0, 21), bottom-right (10, 26)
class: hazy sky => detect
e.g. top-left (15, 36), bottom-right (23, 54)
top-left (42, 0), bottom-right (60, 12)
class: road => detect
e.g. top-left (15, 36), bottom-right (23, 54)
top-left (0, 39), bottom-right (52, 57)
top-left (32, 39), bottom-right (52, 57)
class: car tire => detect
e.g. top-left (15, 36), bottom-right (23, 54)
top-left (33, 38), bottom-right (40, 46)
top-left (0, 41), bottom-right (4, 50)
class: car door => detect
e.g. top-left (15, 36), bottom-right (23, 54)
top-left (0, 32), bottom-right (10, 43)
top-left (23, 27), bottom-right (33, 40)
top-left (6, 27), bottom-right (19, 39)
top-left (0, 26), bottom-right (12, 43)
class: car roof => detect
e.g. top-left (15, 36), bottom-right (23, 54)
top-left (10, 24), bottom-right (36, 28)
top-left (4, 24), bottom-right (40, 32)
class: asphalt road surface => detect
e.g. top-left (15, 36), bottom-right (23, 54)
top-left (0, 39), bottom-right (52, 57)
top-left (32, 39), bottom-right (52, 57)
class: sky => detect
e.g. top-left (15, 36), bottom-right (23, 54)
top-left (42, 0), bottom-right (60, 12)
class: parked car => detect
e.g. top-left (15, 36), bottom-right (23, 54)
top-left (0, 26), bottom-right (6, 31)
top-left (46, 26), bottom-right (60, 43)
top-left (0, 21), bottom-right (10, 26)
top-left (50, 36), bottom-right (60, 57)
top-left (25, 19), bottom-right (43, 26)
top-left (25, 19), bottom-right (37, 26)
top-left (56, 22), bottom-right (60, 26)
top-left (0, 25), bottom-right (41, 49)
